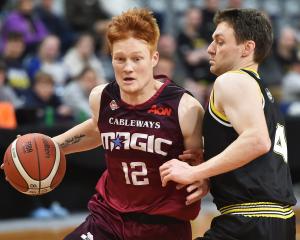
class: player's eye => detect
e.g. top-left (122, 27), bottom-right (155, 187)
top-left (114, 57), bottom-right (125, 62)
top-left (133, 57), bottom-right (142, 62)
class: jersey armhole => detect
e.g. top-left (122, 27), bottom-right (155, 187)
top-left (209, 89), bottom-right (229, 122)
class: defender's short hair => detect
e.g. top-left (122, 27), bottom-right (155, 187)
top-left (214, 8), bottom-right (273, 63)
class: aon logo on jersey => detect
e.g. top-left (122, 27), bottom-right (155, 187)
top-left (101, 132), bottom-right (172, 156)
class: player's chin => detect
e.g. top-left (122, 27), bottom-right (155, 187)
top-left (209, 66), bottom-right (220, 76)
top-left (120, 85), bottom-right (139, 94)
top-left (209, 66), bottom-right (216, 74)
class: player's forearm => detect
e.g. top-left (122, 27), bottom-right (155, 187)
top-left (52, 119), bottom-right (101, 155)
top-left (191, 129), bottom-right (271, 180)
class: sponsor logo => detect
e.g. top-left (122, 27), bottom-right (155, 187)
top-left (110, 100), bottom-right (119, 110)
top-left (81, 232), bottom-right (93, 240)
top-left (148, 105), bottom-right (172, 116)
top-left (109, 117), bottom-right (160, 129)
top-left (101, 132), bottom-right (172, 156)
top-left (23, 141), bottom-right (33, 153)
top-left (42, 138), bottom-right (51, 158)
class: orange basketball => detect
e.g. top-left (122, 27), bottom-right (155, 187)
top-left (3, 133), bottom-right (66, 195)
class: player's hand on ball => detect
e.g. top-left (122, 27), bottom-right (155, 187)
top-left (1, 133), bottom-right (21, 180)
top-left (1, 162), bottom-right (8, 181)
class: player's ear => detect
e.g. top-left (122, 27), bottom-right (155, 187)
top-left (242, 40), bottom-right (255, 58)
top-left (152, 51), bottom-right (159, 68)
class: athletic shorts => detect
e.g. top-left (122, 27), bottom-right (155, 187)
top-left (64, 194), bottom-right (192, 240)
top-left (194, 214), bottom-right (295, 240)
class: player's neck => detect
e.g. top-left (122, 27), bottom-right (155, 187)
top-left (120, 79), bottom-right (163, 106)
top-left (234, 61), bottom-right (258, 73)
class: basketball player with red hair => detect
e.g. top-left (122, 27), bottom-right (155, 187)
top-left (42, 8), bottom-right (207, 240)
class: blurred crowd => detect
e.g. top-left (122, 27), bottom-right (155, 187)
top-left (1, 0), bottom-right (300, 130)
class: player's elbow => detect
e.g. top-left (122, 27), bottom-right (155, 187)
top-left (254, 134), bottom-right (271, 155)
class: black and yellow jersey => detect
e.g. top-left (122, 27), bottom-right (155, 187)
top-left (203, 68), bottom-right (296, 212)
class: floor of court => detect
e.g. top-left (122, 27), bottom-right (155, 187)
top-left (1, 192), bottom-right (300, 240)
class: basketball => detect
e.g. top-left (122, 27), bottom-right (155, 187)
top-left (3, 133), bottom-right (66, 195)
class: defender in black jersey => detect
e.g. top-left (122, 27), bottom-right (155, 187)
top-left (160, 8), bottom-right (296, 240)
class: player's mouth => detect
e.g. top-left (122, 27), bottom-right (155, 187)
top-left (123, 77), bottom-right (136, 84)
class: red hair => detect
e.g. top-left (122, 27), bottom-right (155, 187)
top-left (106, 8), bottom-right (160, 54)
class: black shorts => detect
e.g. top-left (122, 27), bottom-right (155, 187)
top-left (195, 214), bottom-right (295, 240)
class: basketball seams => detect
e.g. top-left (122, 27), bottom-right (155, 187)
top-left (4, 147), bottom-right (28, 191)
top-left (12, 139), bottom-right (32, 181)
top-left (9, 177), bottom-right (51, 195)
top-left (32, 133), bottom-right (42, 195)
top-left (11, 139), bottom-right (39, 187)
top-left (40, 139), bottom-right (61, 189)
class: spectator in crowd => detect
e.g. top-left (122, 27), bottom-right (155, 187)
top-left (226, 0), bottom-right (243, 9)
top-left (177, 6), bottom-right (213, 104)
top-left (281, 57), bottom-right (300, 116)
top-left (23, 71), bottom-right (72, 124)
top-left (0, 60), bottom-right (19, 129)
top-left (154, 54), bottom-right (175, 80)
top-left (260, 26), bottom-right (298, 100)
top-left (63, 67), bottom-right (100, 121)
top-left (282, 57), bottom-right (300, 103)
top-left (157, 34), bottom-right (187, 86)
top-left (0, 61), bottom-right (23, 108)
top-left (1, 32), bottom-right (30, 96)
top-left (64, 0), bottom-right (109, 33)
top-left (158, 34), bottom-right (177, 58)
top-left (201, 0), bottom-right (220, 42)
top-left (34, 0), bottom-right (74, 53)
top-left (1, 0), bottom-right (48, 55)
top-left (26, 35), bottom-right (67, 93)
top-left (99, 0), bottom-right (141, 16)
top-left (63, 33), bottom-right (106, 82)
top-left (97, 40), bottom-right (114, 82)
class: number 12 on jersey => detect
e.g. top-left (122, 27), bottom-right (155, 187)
top-left (122, 162), bottom-right (150, 185)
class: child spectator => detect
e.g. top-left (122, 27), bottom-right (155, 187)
top-left (23, 71), bottom-right (72, 124)
top-left (63, 67), bottom-right (100, 121)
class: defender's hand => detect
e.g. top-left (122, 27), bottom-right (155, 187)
top-left (185, 179), bottom-right (210, 205)
top-left (160, 159), bottom-right (195, 187)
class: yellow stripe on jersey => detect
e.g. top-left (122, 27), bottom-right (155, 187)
top-left (242, 68), bottom-right (260, 78)
top-left (229, 68), bottom-right (260, 78)
top-left (219, 202), bottom-right (294, 219)
top-left (209, 90), bottom-right (230, 122)
top-left (209, 68), bottom-right (265, 126)
top-left (227, 70), bottom-right (247, 75)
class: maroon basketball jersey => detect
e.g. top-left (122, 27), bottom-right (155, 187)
top-left (95, 77), bottom-right (200, 221)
